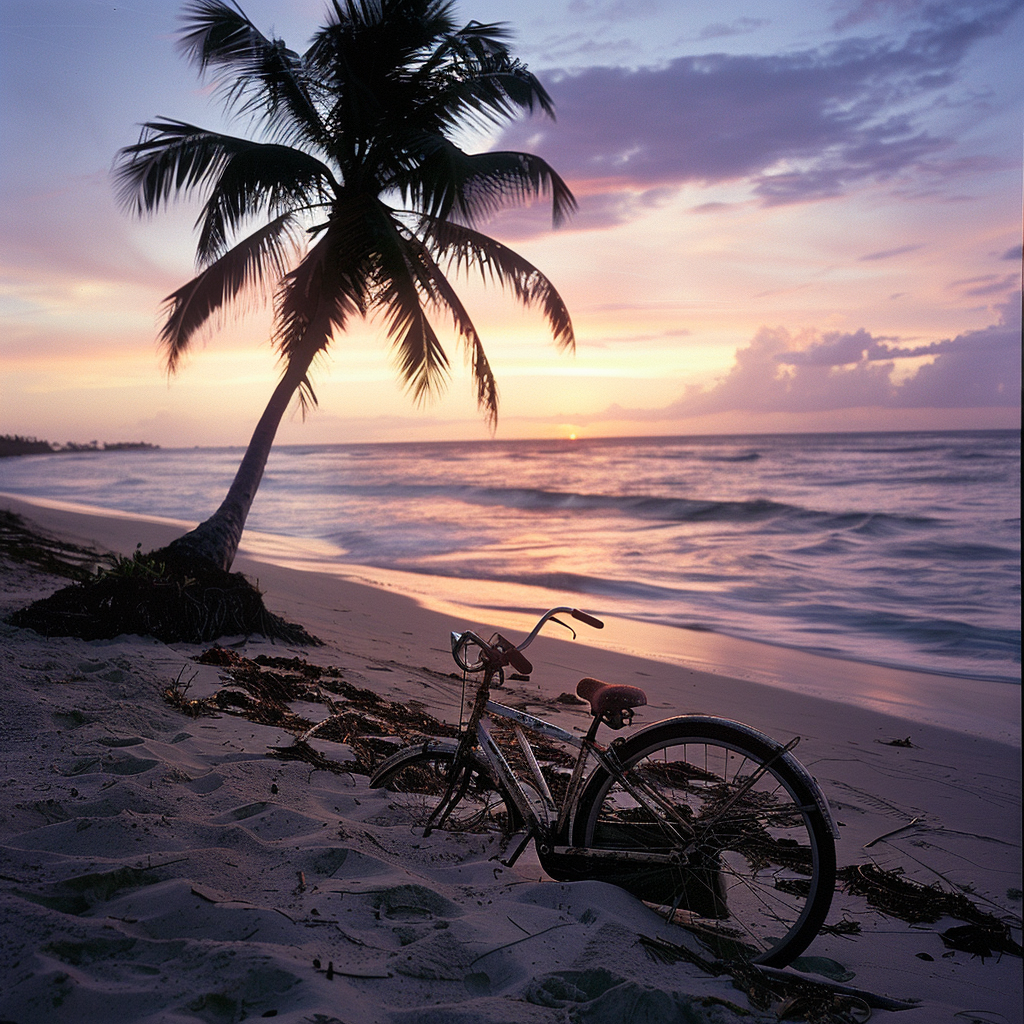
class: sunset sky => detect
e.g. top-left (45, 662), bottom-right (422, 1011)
top-left (1, 0), bottom-right (1021, 446)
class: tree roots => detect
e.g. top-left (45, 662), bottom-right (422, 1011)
top-left (8, 545), bottom-right (319, 646)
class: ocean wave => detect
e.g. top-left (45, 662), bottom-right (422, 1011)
top-left (3, 429), bottom-right (1018, 684)
top-left (885, 541), bottom-right (1019, 563)
top-left (699, 452), bottom-right (761, 463)
top-left (308, 479), bottom-right (946, 533)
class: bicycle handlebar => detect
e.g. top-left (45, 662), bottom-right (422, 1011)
top-left (571, 608), bottom-right (604, 630)
top-left (450, 606), bottom-right (604, 675)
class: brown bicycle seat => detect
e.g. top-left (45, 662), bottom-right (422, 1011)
top-left (576, 677), bottom-right (648, 718)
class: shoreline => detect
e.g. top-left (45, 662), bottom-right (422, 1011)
top-left (3, 491), bottom-right (1019, 747)
top-left (1, 492), bottom-right (1021, 1022)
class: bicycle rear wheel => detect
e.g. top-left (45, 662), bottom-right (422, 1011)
top-left (370, 741), bottom-right (520, 834)
top-left (570, 718), bottom-right (836, 967)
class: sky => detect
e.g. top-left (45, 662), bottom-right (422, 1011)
top-left (1, 0), bottom-right (1021, 447)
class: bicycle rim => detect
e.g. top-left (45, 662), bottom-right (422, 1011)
top-left (571, 719), bottom-right (835, 966)
top-left (371, 746), bottom-right (520, 834)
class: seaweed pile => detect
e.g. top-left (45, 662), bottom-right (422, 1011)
top-left (168, 647), bottom-right (458, 775)
top-left (3, 514), bottom-right (317, 645)
top-left (838, 863), bottom-right (1023, 959)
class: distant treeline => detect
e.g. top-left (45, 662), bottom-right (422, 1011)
top-left (0, 435), bottom-right (159, 458)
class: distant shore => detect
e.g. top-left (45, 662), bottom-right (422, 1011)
top-left (0, 434), bottom-right (158, 458)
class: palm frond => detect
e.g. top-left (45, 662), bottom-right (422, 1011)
top-left (195, 142), bottom-right (338, 263)
top-left (178, 0), bottom-right (325, 146)
top-left (416, 29), bottom-right (557, 131)
top-left (400, 230), bottom-right (499, 425)
top-left (394, 139), bottom-right (576, 227)
top-left (364, 203), bottom-right (452, 405)
top-left (272, 204), bottom-right (377, 376)
top-left (115, 121), bottom-right (266, 214)
top-left (160, 212), bottom-right (300, 371)
top-left (115, 120), bottom-right (229, 214)
top-left (416, 16), bottom-right (511, 77)
top-left (424, 218), bottom-right (575, 353)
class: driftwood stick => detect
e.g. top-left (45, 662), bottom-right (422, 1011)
top-left (746, 963), bottom-right (920, 1011)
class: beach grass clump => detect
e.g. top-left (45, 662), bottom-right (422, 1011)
top-left (7, 544), bottom-right (319, 646)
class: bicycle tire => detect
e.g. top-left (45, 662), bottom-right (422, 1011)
top-left (370, 741), bottom-right (522, 834)
top-left (570, 717), bottom-right (836, 967)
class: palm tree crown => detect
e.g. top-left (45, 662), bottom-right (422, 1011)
top-left (114, 0), bottom-right (576, 570)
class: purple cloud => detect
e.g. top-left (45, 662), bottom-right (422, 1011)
top-left (952, 273), bottom-right (1022, 297)
top-left (650, 295), bottom-right (1021, 416)
top-left (698, 18), bottom-right (771, 40)
top-left (860, 244), bottom-right (925, 261)
top-left (495, 2), bottom-right (1019, 229)
top-left (830, 0), bottom-right (930, 32)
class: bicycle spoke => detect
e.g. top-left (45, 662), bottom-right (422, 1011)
top-left (372, 750), bottom-right (517, 834)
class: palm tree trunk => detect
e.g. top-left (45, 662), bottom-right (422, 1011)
top-left (165, 357), bottom-right (311, 571)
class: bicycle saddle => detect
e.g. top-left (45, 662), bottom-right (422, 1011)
top-left (576, 677), bottom-right (647, 728)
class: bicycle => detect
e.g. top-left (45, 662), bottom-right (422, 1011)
top-left (370, 606), bottom-right (837, 967)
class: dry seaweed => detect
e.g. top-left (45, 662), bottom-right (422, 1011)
top-left (837, 863), bottom-right (1004, 927)
top-left (940, 922), bottom-right (1023, 959)
top-left (181, 648), bottom-right (460, 775)
top-left (0, 509), bottom-right (99, 580)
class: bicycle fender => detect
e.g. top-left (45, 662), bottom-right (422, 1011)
top-left (369, 737), bottom-right (459, 788)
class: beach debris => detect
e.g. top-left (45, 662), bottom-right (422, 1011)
top-left (838, 863), bottom-right (1017, 934)
top-left (162, 665), bottom-right (219, 718)
top-left (863, 816), bottom-right (923, 848)
top-left (555, 691), bottom-right (588, 705)
top-left (820, 918), bottom-right (862, 937)
top-left (642, 937), bottom-right (916, 1020)
top-left (877, 737), bottom-right (915, 747)
top-left (0, 509), bottom-right (98, 580)
top-left (940, 922), bottom-right (1023, 960)
top-left (182, 649), bottom-right (461, 775)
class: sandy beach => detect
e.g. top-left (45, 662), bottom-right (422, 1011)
top-left (1, 493), bottom-right (1020, 1024)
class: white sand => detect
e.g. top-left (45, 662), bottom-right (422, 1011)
top-left (1, 494), bottom-right (1020, 1024)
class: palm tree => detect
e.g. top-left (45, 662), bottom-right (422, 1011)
top-left (115, 0), bottom-right (575, 572)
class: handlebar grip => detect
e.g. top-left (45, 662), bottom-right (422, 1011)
top-left (572, 608), bottom-right (604, 629)
top-left (493, 633), bottom-right (534, 675)
top-left (506, 646), bottom-right (534, 675)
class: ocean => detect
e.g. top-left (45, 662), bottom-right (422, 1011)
top-left (1, 430), bottom-right (1019, 684)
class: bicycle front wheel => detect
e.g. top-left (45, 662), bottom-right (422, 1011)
top-left (370, 741), bottom-right (520, 834)
top-left (570, 718), bottom-right (836, 967)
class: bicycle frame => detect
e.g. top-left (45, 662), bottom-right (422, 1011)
top-left (473, 698), bottom-right (696, 872)
top-left (428, 607), bottom-right (833, 875)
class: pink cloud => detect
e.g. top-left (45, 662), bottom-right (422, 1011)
top-left (606, 294), bottom-right (1021, 418)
